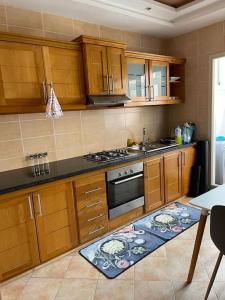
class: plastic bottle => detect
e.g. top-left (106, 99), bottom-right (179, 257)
top-left (175, 125), bottom-right (182, 145)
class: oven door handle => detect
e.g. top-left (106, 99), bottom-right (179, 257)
top-left (112, 174), bottom-right (143, 185)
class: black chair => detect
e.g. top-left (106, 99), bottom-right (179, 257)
top-left (205, 205), bottom-right (225, 299)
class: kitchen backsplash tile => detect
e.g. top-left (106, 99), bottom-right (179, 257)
top-left (0, 107), bottom-right (169, 172)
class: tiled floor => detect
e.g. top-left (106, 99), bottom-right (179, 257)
top-left (1, 198), bottom-right (225, 300)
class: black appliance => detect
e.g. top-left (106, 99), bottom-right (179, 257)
top-left (83, 149), bottom-right (137, 163)
top-left (106, 162), bottom-right (144, 219)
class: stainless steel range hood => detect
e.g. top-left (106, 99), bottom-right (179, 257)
top-left (87, 95), bottom-right (131, 107)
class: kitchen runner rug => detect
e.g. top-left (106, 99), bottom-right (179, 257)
top-left (79, 202), bottom-right (200, 279)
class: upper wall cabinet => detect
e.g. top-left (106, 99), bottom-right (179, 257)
top-left (0, 41), bottom-right (46, 112)
top-left (126, 51), bottom-right (185, 106)
top-left (0, 32), bottom-right (86, 114)
top-left (76, 36), bottom-right (127, 95)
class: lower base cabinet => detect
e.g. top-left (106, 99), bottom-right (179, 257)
top-left (144, 156), bottom-right (165, 212)
top-left (0, 181), bottom-right (78, 281)
top-left (0, 193), bottom-right (39, 281)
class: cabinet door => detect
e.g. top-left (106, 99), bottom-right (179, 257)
top-left (0, 41), bottom-right (45, 112)
top-left (33, 182), bottom-right (78, 262)
top-left (144, 157), bottom-right (164, 212)
top-left (164, 151), bottom-right (182, 203)
top-left (107, 47), bottom-right (127, 95)
top-left (0, 193), bottom-right (39, 281)
top-left (127, 57), bottom-right (149, 102)
top-left (182, 147), bottom-right (196, 195)
top-left (84, 44), bottom-right (108, 95)
top-left (150, 61), bottom-right (170, 101)
top-left (42, 47), bottom-right (85, 109)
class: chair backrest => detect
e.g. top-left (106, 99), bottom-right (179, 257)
top-left (210, 205), bottom-right (225, 254)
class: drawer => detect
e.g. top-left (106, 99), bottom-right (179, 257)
top-left (76, 192), bottom-right (107, 212)
top-left (75, 180), bottom-right (106, 200)
top-left (78, 205), bottom-right (108, 226)
top-left (79, 218), bottom-right (108, 243)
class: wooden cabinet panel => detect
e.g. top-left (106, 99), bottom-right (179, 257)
top-left (84, 44), bottom-right (108, 95)
top-left (182, 147), bottom-right (196, 195)
top-left (34, 182), bottom-right (78, 262)
top-left (144, 157), bottom-right (164, 212)
top-left (107, 47), bottom-right (127, 95)
top-left (0, 41), bottom-right (45, 110)
top-left (79, 217), bottom-right (108, 244)
top-left (42, 47), bottom-right (85, 108)
top-left (164, 151), bottom-right (182, 203)
top-left (0, 194), bottom-right (39, 281)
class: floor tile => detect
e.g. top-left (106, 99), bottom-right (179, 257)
top-left (55, 278), bottom-right (97, 300)
top-left (17, 278), bottom-right (62, 300)
top-left (148, 245), bottom-right (167, 257)
top-left (165, 239), bottom-right (195, 260)
top-left (64, 256), bottom-right (99, 279)
top-left (94, 279), bottom-right (134, 300)
top-left (0, 275), bottom-right (30, 300)
top-left (32, 256), bottom-right (72, 278)
top-left (135, 257), bottom-right (168, 281)
top-left (205, 256), bottom-right (225, 282)
top-left (99, 266), bottom-right (134, 280)
top-left (134, 281), bottom-right (175, 300)
top-left (213, 282), bottom-right (225, 300)
top-left (173, 281), bottom-right (218, 300)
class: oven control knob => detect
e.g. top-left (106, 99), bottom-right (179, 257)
top-left (130, 169), bottom-right (134, 174)
top-left (124, 171), bottom-right (128, 175)
top-left (118, 172), bottom-right (122, 177)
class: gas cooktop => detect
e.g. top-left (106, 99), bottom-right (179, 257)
top-left (83, 149), bottom-right (137, 163)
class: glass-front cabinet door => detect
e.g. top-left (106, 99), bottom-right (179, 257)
top-left (150, 61), bottom-right (170, 100)
top-left (127, 58), bottom-right (149, 102)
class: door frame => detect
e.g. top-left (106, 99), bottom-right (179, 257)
top-left (209, 52), bottom-right (225, 185)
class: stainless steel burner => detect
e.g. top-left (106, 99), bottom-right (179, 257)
top-left (83, 149), bottom-right (135, 163)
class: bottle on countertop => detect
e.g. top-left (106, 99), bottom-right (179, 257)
top-left (175, 125), bottom-right (182, 145)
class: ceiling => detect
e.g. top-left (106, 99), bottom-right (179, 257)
top-left (154, 0), bottom-right (196, 8)
top-left (1, 0), bottom-right (225, 37)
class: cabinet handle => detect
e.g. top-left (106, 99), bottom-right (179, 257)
top-left (183, 152), bottom-right (186, 166)
top-left (37, 193), bottom-right (43, 216)
top-left (86, 200), bottom-right (102, 208)
top-left (89, 225), bottom-right (105, 235)
top-left (42, 81), bottom-right (48, 104)
top-left (27, 194), bottom-right (34, 220)
top-left (103, 75), bottom-right (109, 93)
top-left (110, 75), bottom-right (114, 93)
top-left (88, 213), bottom-right (104, 222)
top-left (151, 85), bottom-right (154, 100)
top-left (84, 187), bottom-right (102, 195)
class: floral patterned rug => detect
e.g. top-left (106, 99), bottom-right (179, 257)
top-left (80, 202), bottom-right (200, 279)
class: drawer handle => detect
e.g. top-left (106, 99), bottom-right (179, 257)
top-left (86, 200), bottom-right (102, 208)
top-left (27, 194), bottom-right (34, 220)
top-left (84, 187), bottom-right (102, 195)
top-left (88, 214), bottom-right (104, 222)
top-left (89, 225), bottom-right (105, 235)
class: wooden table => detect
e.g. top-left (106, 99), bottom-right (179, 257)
top-left (187, 184), bottom-right (225, 283)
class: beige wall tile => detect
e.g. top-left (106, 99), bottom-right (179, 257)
top-left (20, 119), bottom-right (54, 138)
top-left (123, 32), bottom-right (141, 50)
top-left (43, 13), bottom-right (73, 35)
top-left (0, 122), bottom-right (21, 141)
top-left (0, 140), bottom-right (23, 159)
top-left (0, 5), bottom-right (6, 24)
top-left (23, 136), bottom-right (55, 155)
top-left (0, 157), bottom-right (25, 172)
top-left (100, 26), bottom-right (123, 41)
top-left (44, 31), bottom-right (74, 42)
top-left (0, 24), bottom-right (7, 32)
top-left (140, 35), bottom-right (165, 52)
top-left (19, 113), bottom-right (46, 121)
top-left (55, 132), bottom-right (80, 150)
top-left (8, 25), bottom-right (44, 37)
top-left (54, 114), bottom-right (81, 134)
top-left (0, 114), bottom-right (19, 122)
top-left (6, 6), bottom-right (42, 29)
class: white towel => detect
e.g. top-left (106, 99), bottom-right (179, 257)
top-left (46, 83), bottom-right (63, 119)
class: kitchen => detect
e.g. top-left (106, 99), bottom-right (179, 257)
top-left (0, 1), bottom-right (224, 299)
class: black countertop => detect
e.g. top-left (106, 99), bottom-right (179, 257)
top-left (0, 143), bottom-right (196, 196)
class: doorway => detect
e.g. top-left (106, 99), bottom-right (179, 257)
top-left (211, 55), bottom-right (225, 185)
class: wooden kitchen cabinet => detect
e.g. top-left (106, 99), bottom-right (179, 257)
top-left (181, 147), bottom-right (196, 195)
top-left (0, 193), bottom-right (39, 281)
top-left (74, 172), bottom-right (109, 243)
top-left (42, 46), bottom-right (86, 109)
top-left (144, 156), bottom-right (165, 212)
top-left (0, 41), bottom-right (46, 113)
top-left (77, 36), bottom-right (127, 95)
top-left (33, 182), bottom-right (78, 262)
top-left (164, 151), bottom-right (182, 203)
top-left (150, 61), bottom-right (170, 101)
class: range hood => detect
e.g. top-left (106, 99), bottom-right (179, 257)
top-left (87, 95), bottom-right (131, 107)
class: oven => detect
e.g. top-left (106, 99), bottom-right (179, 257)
top-left (106, 162), bottom-right (144, 219)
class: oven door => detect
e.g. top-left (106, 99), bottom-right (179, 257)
top-left (107, 172), bottom-right (144, 213)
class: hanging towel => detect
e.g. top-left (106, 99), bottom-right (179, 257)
top-left (46, 83), bottom-right (63, 119)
